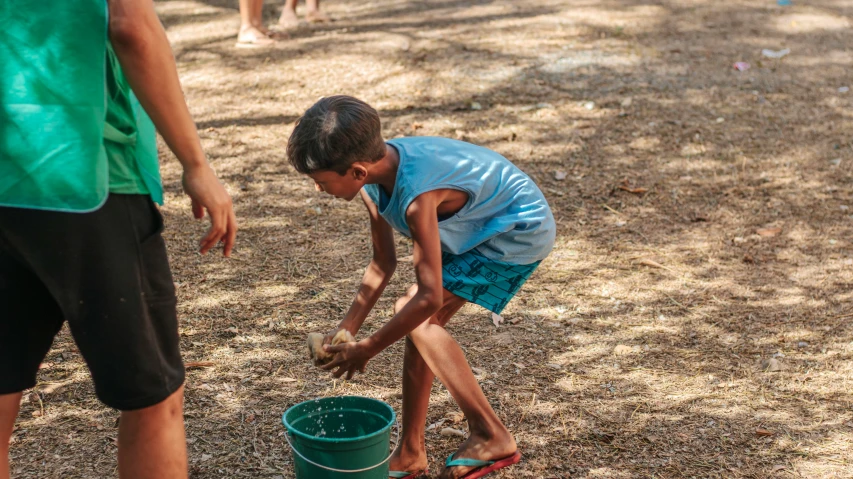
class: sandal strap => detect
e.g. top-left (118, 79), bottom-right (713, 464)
top-left (445, 453), bottom-right (495, 468)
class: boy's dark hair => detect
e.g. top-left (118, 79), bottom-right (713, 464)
top-left (287, 95), bottom-right (386, 175)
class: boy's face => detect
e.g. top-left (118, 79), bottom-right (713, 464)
top-left (308, 165), bottom-right (367, 201)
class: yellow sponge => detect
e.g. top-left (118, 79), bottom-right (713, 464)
top-left (307, 329), bottom-right (355, 366)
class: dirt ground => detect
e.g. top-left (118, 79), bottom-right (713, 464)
top-left (8, 0), bottom-right (853, 477)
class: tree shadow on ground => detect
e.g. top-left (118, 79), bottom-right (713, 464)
top-left (10, 0), bottom-right (852, 477)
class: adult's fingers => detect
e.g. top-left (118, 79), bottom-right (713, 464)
top-left (192, 198), bottom-right (204, 219)
top-left (223, 208), bottom-right (237, 257)
top-left (199, 208), bottom-right (227, 255)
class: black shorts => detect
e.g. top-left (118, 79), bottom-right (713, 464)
top-left (0, 194), bottom-right (184, 410)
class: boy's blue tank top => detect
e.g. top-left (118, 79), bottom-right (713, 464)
top-left (362, 137), bottom-right (556, 265)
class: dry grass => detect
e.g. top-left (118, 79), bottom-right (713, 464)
top-left (9, 0), bottom-right (853, 477)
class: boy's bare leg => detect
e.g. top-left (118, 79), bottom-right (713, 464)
top-left (278, 0), bottom-right (299, 28)
top-left (407, 292), bottom-right (517, 479)
top-left (305, 0), bottom-right (330, 23)
top-left (0, 393), bottom-right (22, 479)
top-left (117, 386), bottom-right (187, 479)
top-left (392, 287), bottom-right (466, 474)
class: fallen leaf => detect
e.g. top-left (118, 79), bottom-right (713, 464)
top-left (756, 227), bottom-right (782, 237)
top-left (281, 377), bottom-right (298, 382)
top-left (399, 255), bottom-right (414, 262)
top-left (38, 382), bottom-right (66, 395)
top-left (185, 361), bottom-right (215, 370)
top-left (755, 428), bottom-right (774, 437)
top-left (471, 367), bottom-right (486, 377)
top-left (554, 171), bottom-right (568, 181)
top-left (445, 411), bottom-right (465, 423)
top-left (440, 427), bottom-right (467, 437)
top-left (613, 345), bottom-right (633, 356)
top-left (226, 326), bottom-right (238, 334)
top-left (771, 464), bottom-right (786, 473)
top-left (618, 185), bottom-right (648, 194)
top-left (761, 358), bottom-right (783, 372)
top-left (427, 419), bottom-right (447, 431)
top-left (636, 258), bottom-right (667, 269)
top-left (245, 414), bottom-right (256, 424)
top-left (513, 362), bottom-right (526, 369)
top-left (491, 313), bottom-right (504, 328)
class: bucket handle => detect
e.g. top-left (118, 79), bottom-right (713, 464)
top-left (283, 417), bottom-right (401, 473)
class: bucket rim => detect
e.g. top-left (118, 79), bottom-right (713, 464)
top-left (281, 395), bottom-right (396, 444)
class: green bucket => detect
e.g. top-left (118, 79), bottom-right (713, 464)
top-left (282, 396), bottom-right (397, 479)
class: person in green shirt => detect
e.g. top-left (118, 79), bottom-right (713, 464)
top-left (0, 1), bottom-right (237, 478)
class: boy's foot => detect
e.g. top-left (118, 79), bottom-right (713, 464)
top-left (439, 433), bottom-right (518, 479)
top-left (278, 8), bottom-right (300, 29)
top-left (236, 26), bottom-right (277, 48)
top-left (389, 448), bottom-right (428, 479)
top-left (305, 9), bottom-right (331, 23)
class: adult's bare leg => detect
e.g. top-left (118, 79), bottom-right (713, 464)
top-left (0, 393), bottom-right (22, 479)
top-left (117, 386), bottom-right (187, 479)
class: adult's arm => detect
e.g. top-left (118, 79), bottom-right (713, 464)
top-left (108, 0), bottom-right (237, 256)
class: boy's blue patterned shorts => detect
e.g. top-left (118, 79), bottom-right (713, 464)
top-left (441, 248), bottom-right (541, 314)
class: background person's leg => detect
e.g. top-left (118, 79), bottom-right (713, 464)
top-left (237, 0), bottom-right (274, 45)
top-left (305, 0), bottom-right (329, 23)
top-left (0, 393), bottom-right (22, 479)
top-left (278, 0), bottom-right (299, 28)
top-left (118, 386), bottom-right (187, 479)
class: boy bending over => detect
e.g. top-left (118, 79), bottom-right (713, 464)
top-left (287, 96), bottom-right (555, 479)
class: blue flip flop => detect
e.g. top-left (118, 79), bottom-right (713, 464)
top-left (389, 469), bottom-right (427, 479)
top-left (444, 451), bottom-right (522, 479)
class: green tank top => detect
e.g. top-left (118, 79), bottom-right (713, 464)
top-left (0, 0), bottom-right (163, 212)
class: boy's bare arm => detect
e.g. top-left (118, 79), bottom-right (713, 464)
top-left (108, 0), bottom-right (236, 256)
top-left (323, 192), bottom-right (445, 378)
top-left (334, 191), bottom-right (398, 336)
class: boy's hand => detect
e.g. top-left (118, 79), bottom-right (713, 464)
top-left (322, 327), bottom-right (348, 346)
top-left (320, 341), bottom-right (373, 380)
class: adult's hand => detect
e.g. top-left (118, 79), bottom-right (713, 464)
top-left (182, 165), bottom-right (237, 256)
top-left (109, 0), bottom-right (238, 256)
